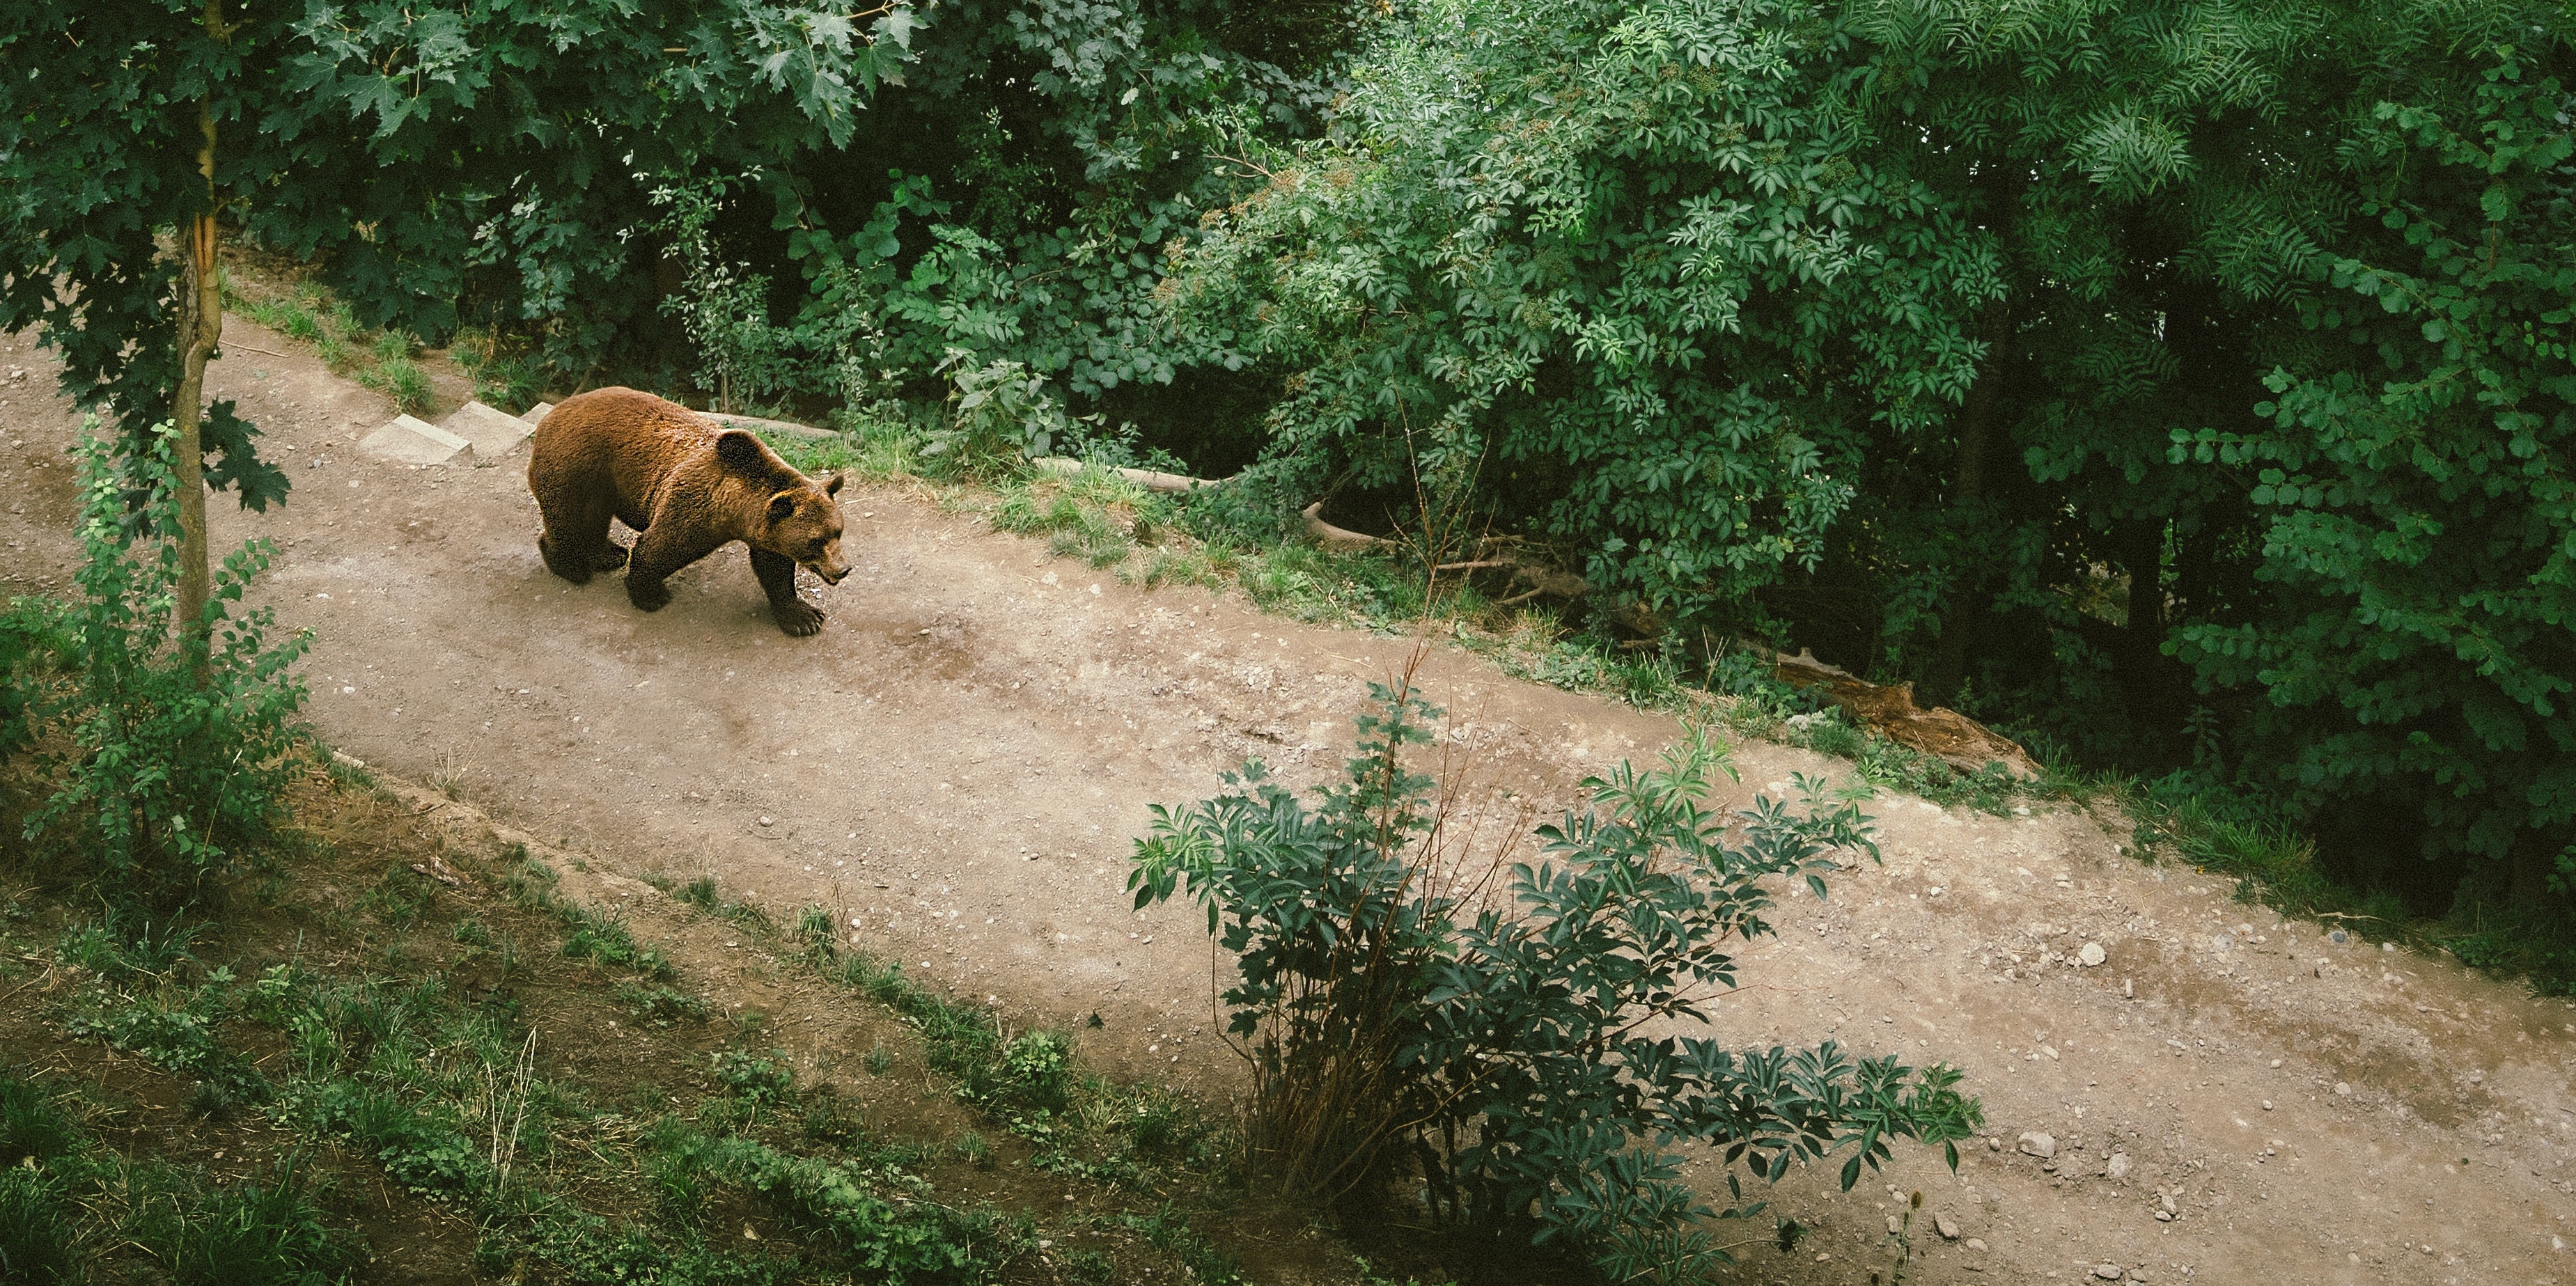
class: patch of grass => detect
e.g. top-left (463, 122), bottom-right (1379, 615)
top-left (356, 863), bottom-right (437, 930)
top-left (0, 1164), bottom-right (79, 1285)
top-left (758, 414), bottom-right (921, 484)
top-left (559, 906), bottom-right (675, 980)
top-left (226, 282), bottom-right (435, 413)
top-left (0, 1072), bottom-right (83, 1167)
top-left (1105, 1206), bottom-right (1244, 1286)
top-left (130, 1155), bottom-right (366, 1285)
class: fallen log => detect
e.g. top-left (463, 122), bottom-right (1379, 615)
top-left (697, 409), bottom-right (838, 441)
top-left (1031, 457), bottom-right (1233, 493)
top-left (1771, 649), bottom-right (2043, 780)
top-left (1301, 501), bottom-right (1393, 551)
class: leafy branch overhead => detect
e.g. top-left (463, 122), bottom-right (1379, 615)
top-left (0, 0), bottom-right (926, 482)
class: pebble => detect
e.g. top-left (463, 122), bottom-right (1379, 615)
top-left (1935, 1214), bottom-right (1961, 1239)
top-left (2079, 941), bottom-right (2107, 967)
top-left (2104, 1152), bottom-right (2131, 1180)
top-left (1964, 1237), bottom-right (1988, 1252)
top-left (2018, 1131), bottom-right (2057, 1159)
top-left (2093, 1265), bottom-right (2124, 1280)
top-left (2328, 929), bottom-right (2348, 943)
top-left (2335, 1082), bottom-right (2352, 1096)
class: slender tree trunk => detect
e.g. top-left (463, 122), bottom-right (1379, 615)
top-left (2117, 516), bottom-right (2174, 758)
top-left (1923, 302), bottom-right (2013, 705)
top-left (172, 0), bottom-right (228, 672)
top-left (171, 115), bottom-right (220, 662)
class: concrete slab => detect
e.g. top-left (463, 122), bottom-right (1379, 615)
top-left (520, 401), bottom-right (555, 425)
top-left (441, 400), bottom-right (533, 457)
top-left (357, 415), bottom-right (469, 466)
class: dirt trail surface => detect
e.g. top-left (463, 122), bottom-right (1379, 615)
top-left (4, 321), bottom-right (2574, 1285)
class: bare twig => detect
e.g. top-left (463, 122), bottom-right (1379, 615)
top-left (214, 342), bottom-right (296, 361)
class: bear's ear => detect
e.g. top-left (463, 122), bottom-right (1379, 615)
top-left (715, 430), bottom-right (767, 473)
top-left (824, 472), bottom-right (845, 498)
top-left (766, 491), bottom-right (799, 523)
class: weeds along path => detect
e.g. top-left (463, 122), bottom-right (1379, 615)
top-left (5, 319), bottom-right (2575, 1285)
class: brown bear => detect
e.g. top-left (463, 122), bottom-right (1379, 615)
top-left (526, 387), bottom-right (850, 636)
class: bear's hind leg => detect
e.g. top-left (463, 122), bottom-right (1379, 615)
top-left (627, 525), bottom-right (725, 614)
top-left (538, 493), bottom-right (619, 585)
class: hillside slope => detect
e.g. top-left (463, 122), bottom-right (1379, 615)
top-left (1, 319), bottom-right (2570, 1285)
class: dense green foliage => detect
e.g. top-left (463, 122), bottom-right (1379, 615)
top-left (0, 0), bottom-right (921, 493)
top-left (1130, 681), bottom-right (1979, 1277)
top-left (1154, 0), bottom-right (2576, 918)
top-left (10, 422), bottom-right (309, 902)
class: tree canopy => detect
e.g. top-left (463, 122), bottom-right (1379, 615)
top-left (1164, 0), bottom-right (2576, 907)
top-left (0, 0), bottom-right (922, 504)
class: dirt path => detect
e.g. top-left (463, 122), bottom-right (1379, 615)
top-left (3, 321), bottom-right (2572, 1285)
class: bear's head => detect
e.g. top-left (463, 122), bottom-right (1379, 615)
top-left (764, 474), bottom-right (850, 583)
top-left (719, 430), bottom-right (850, 584)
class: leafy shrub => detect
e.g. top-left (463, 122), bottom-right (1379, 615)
top-left (654, 178), bottom-right (804, 413)
top-left (714, 1051), bottom-right (796, 1110)
top-left (16, 421), bottom-right (309, 903)
top-left (922, 350), bottom-right (1087, 476)
top-left (1131, 679), bottom-right (1980, 1277)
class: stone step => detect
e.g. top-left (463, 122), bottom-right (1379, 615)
top-left (357, 414), bottom-right (469, 466)
top-left (441, 400), bottom-right (533, 457)
top-left (520, 401), bottom-right (555, 425)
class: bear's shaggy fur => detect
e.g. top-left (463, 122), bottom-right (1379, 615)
top-left (527, 388), bottom-right (850, 636)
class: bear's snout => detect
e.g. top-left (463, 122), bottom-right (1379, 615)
top-left (808, 543), bottom-right (851, 585)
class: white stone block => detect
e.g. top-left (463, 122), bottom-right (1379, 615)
top-left (358, 415), bottom-right (469, 465)
top-left (442, 400), bottom-right (533, 457)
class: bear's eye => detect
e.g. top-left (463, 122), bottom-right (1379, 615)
top-left (806, 539), bottom-right (825, 558)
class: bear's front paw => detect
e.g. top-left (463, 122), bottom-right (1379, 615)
top-left (628, 577), bottom-right (673, 612)
top-left (772, 597), bottom-right (827, 636)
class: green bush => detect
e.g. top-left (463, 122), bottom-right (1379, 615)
top-left (1160, 0), bottom-right (2576, 918)
top-left (17, 421), bottom-right (309, 902)
top-left (1131, 680), bottom-right (1980, 1278)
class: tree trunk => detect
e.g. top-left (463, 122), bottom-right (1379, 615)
top-left (2116, 516), bottom-right (2175, 758)
top-left (171, 0), bottom-right (234, 673)
top-left (170, 100), bottom-right (220, 667)
top-left (1923, 301), bottom-right (2013, 705)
